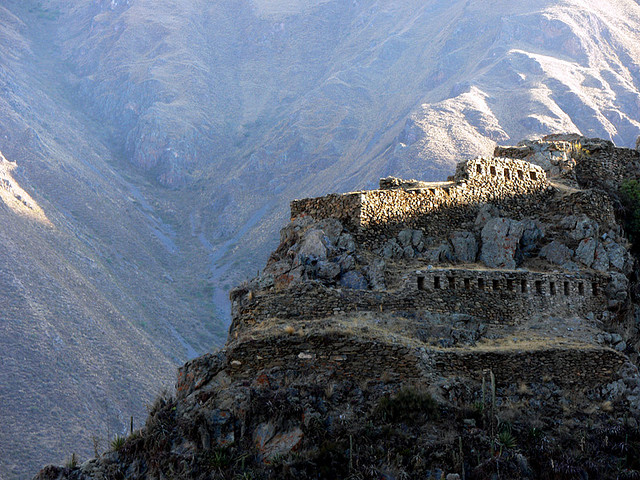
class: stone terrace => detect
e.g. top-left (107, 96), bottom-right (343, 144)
top-left (231, 268), bottom-right (609, 332)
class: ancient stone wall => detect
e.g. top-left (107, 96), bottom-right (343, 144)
top-left (431, 346), bottom-right (625, 387)
top-left (494, 136), bottom-right (640, 188)
top-left (290, 192), bottom-right (362, 231)
top-left (290, 157), bottom-right (552, 247)
top-left (176, 335), bottom-right (625, 396)
top-left (357, 183), bottom-right (552, 245)
top-left (454, 156), bottom-right (548, 189)
top-left (231, 269), bottom-right (610, 330)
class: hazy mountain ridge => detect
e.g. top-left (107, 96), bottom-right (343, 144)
top-left (1, 0), bottom-right (640, 478)
top-left (0, 3), bottom-right (222, 477)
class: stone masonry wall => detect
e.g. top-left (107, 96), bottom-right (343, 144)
top-left (232, 269), bottom-right (610, 330)
top-left (454, 156), bottom-right (548, 188)
top-left (431, 346), bottom-right (625, 387)
top-left (494, 136), bottom-right (640, 188)
top-left (177, 335), bottom-right (626, 396)
top-left (290, 157), bottom-right (552, 247)
top-left (290, 192), bottom-right (362, 231)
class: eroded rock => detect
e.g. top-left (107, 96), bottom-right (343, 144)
top-left (480, 218), bottom-right (524, 269)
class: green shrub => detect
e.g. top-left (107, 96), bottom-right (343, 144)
top-left (375, 387), bottom-right (439, 422)
top-left (208, 448), bottom-right (231, 468)
top-left (498, 430), bottom-right (517, 449)
top-left (110, 434), bottom-right (126, 452)
top-left (620, 179), bottom-right (640, 249)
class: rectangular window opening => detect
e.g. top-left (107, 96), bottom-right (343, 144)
top-left (507, 279), bottom-right (514, 292)
top-left (578, 282), bottom-right (584, 295)
top-left (592, 282), bottom-right (599, 296)
top-left (521, 279), bottom-right (527, 293)
top-left (476, 164), bottom-right (482, 174)
top-left (493, 279), bottom-right (500, 291)
top-left (517, 170), bottom-right (524, 180)
top-left (448, 277), bottom-right (455, 289)
top-left (564, 281), bottom-right (570, 296)
top-left (535, 280), bottom-right (543, 295)
top-left (550, 281), bottom-right (556, 296)
top-left (530, 171), bottom-right (537, 180)
top-left (490, 166), bottom-right (497, 176)
top-left (434, 276), bottom-right (441, 289)
top-left (418, 276), bottom-right (425, 291)
top-left (504, 168), bottom-right (510, 180)
top-left (464, 278), bottom-right (471, 290)
top-left (478, 278), bottom-right (485, 290)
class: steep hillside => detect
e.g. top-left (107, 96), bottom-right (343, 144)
top-left (0, 4), bottom-right (223, 478)
top-left (38, 0), bottom-right (640, 287)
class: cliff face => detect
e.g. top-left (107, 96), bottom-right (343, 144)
top-left (36, 137), bottom-right (640, 479)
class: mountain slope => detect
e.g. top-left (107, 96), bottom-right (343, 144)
top-left (41, 0), bottom-right (640, 272)
top-left (0, 4), bottom-right (223, 477)
top-left (1, 0), bottom-right (640, 477)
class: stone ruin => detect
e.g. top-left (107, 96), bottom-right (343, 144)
top-left (184, 135), bottom-right (640, 411)
top-left (35, 137), bottom-right (640, 480)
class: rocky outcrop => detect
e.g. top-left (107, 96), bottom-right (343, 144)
top-left (479, 218), bottom-right (524, 269)
top-left (34, 139), bottom-right (640, 480)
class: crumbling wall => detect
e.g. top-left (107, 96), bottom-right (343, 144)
top-left (176, 335), bottom-right (626, 396)
top-left (231, 269), bottom-right (610, 330)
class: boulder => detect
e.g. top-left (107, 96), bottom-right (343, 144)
top-left (316, 260), bottom-right (340, 280)
top-left (316, 218), bottom-right (343, 245)
top-left (382, 239), bottom-right (403, 259)
top-left (365, 258), bottom-right (386, 290)
top-left (520, 219), bottom-right (543, 254)
top-left (605, 241), bottom-right (627, 271)
top-left (340, 270), bottom-right (368, 290)
top-left (254, 422), bottom-right (303, 461)
top-left (592, 242), bottom-right (609, 272)
top-left (337, 233), bottom-right (356, 253)
top-left (297, 229), bottom-right (328, 264)
top-left (427, 243), bottom-right (454, 263)
top-left (403, 245), bottom-right (415, 259)
top-left (411, 229), bottom-right (424, 247)
top-left (575, 237), bottom-right (596, 266)
top-left (398, 229), bottom-right (414, 247)
top-left (540, 241), bottom-right (573, 266)
top-left (480, 218), bottom-right (524, 269)
top-left (450, 231), bottom-right (477, 262)
top-left (606, 272), bottom-right (629, 308)
top-left (571, 215), bottom-right (598, 240)
top-left (338, 254), bottom-right (356, 272)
